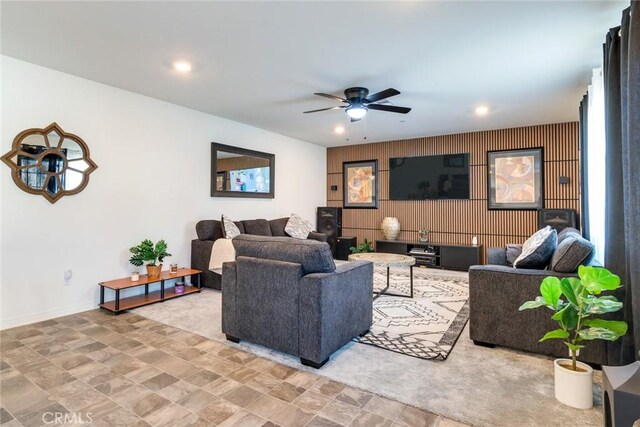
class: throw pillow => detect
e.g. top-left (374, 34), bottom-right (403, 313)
top-left (285, 213), bottom-right (314, 239)
top-left (513, 226), bottom-right (558, 269)
top-left (549, 235), bottom-right (595, 273)
top-left (505, 244), bottom-right (523, 266)
top-left (221, 214), bottom-right (241, 239)
top-left (557, 227), bottom-right (581, 245)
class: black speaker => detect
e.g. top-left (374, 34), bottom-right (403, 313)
top-left (316, 207), bottom-right (342, 255)
top-left (336, 237), bottom-right (356, 261)
top-left (538, 209), bottom-right (578, 232)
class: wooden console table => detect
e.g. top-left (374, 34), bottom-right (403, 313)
top-left (99, 268), bottom-right (201, 314)
top-left (376, 240), bottom-right (482, 271)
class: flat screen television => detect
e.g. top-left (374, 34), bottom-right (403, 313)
top-left (389, 154), bottom-right (470, 200)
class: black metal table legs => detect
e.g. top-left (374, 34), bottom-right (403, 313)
top-left (374, 265), bottom-right (414, 300)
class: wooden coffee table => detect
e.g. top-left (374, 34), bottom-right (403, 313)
top-left (348, 253), bottom-right (415, 299)
top-left (99, 268), bottom-right (202, 314)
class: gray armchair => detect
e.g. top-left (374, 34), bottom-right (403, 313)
top-left (469, 247), bottom-right (608, 365)
top-left (222, 235), bottom-right (373, 368)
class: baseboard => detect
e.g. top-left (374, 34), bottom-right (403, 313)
top-left (0, 300), bottom-right (97, 330)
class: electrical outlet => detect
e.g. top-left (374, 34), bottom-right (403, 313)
top-left (64, 270), bottom-right (72, 286)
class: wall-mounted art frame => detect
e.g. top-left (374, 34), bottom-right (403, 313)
top-left (343, 159), bottom-right (378, 209)
top-left (487, 147), bottom-right (543, 210)
top-left (211, 143), bottom-right (275, 198)
top-left (1, 122), bottom-right (98, 204)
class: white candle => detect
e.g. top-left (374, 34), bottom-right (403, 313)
top-left (131, 272), bottom-right (140, 281)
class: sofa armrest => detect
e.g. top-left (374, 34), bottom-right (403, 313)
top-left (307, 232), bottom-right (328, 243)
top-left (191, 239), bottom-right (214, 272)
top-left (221, 261), bottom-right (239, 338)
top-left (487, 247), bottom-right (509, 266)
top-left (298, 260), bottom-right (373, 363)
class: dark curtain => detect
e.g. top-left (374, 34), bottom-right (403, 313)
top-left (625, 2), bottom-right (640, 362)
top-left (579, 94), bottom-right (589, 239)
top-left (603, 4), bottom-right (639, 364)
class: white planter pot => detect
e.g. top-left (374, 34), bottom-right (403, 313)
top-left (554, 359), bottom-right (593, 409)
top-left (381, 217), bottom-right (400, 240)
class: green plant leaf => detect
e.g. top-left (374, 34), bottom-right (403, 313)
top-left (519, 297), bottom-right (548, 311)
top-left (564, 342), bottom-right (585, 351)
top-left (540, 277), bottom-right (562, 308)
top-left (578, 327), bottom-right (624, 341)
top-left (578, 266), bottom-right (621, 294)
top-left (551, 304), bottom-right (578, 330)
top-left (539, 329), bottom-right (569, 342)
top-left (583, 319), bottom-right (628, 336)
top-left (560, 278), bottom-right (578, 306)
top-left (584, 297), bottom-right (624, 314)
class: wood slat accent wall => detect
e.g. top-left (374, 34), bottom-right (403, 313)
top-left (326, 122), bottom-right (580, 263)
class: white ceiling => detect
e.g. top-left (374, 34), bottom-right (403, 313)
top-left (1, 1), bottom-right (625, 147)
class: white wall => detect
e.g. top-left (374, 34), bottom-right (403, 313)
top-left (0, 56), bottom-right (326, 329)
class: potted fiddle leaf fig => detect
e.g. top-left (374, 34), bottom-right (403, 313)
top-left (519, 265), bottom-right (627, 409)
top-left (129, 239), bottom-right (171, 278)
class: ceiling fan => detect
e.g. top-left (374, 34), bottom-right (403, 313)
top-left (303, 87), bottom-right (411, 122)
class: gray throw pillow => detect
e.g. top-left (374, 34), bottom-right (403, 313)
top-left (505, 244), bottom-right (523, 266)
top-left (557, 227), bottom-right (581, 245)
top-left (550, 235), bottom-right (595, 273)
top-left (513, 226), bottom-right (558, 269)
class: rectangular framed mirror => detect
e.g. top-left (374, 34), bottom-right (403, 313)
top-left (211, 143), bottom-right (275, 198)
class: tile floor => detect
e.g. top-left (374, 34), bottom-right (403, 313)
top-left (0, 310), bottom-right (468, 427)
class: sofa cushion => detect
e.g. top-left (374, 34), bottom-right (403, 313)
top-left (549, 235), bottom-right (595, 273)
top-left (242, 219), bottom-right (272, 236)
top-left (505, 244), bottom-right (523, 266)
top-left (285, 213), bottom-right (314, 239)
top-left (222, 215), bottom-right (242, 239)
top-left (513, 226), bottom-right (557, 269)
top-left (557, 227), bottom-right (581, 245)
top-left (232, 234), bottom-right (336, 274)
top-left (269, 217), bottom-right (290, 237)
top-left (196, 220), bottom-right (221, 241)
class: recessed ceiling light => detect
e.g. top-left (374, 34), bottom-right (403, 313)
top-left (334, 126), bottom-right (345, 134)
top-left (475, 105), bottom-right (490, 116)
top-left (173, 61), bottom-right (192, 72)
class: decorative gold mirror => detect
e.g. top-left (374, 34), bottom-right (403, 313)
top-left (1, 123), bottom-right (98, 203)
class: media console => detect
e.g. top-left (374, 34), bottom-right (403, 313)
top-left (375, 240), bottom-right (482, 271)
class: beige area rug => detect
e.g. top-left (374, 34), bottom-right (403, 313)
top-left (359, 268), bottom-right (469, 360)
top-left (133, 267), bottom-right (604, 427)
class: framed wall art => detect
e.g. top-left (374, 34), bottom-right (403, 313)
top-left (487, 148), bottom-right (543, 210)
top-left (343, 160), bottom-right (378, 209)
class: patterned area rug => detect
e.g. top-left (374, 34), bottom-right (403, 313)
top-left (355, 267), bottom-right (469, 361)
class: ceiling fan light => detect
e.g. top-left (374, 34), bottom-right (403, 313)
top-left (346, 106), bottom-right (367, 119)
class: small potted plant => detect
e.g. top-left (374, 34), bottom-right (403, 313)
top-left (129, 239), bottom-right (171, 278)
top-left (519, 266), bottom-right (627, 409)
top-left (350, 238), bottom-right (374, 254)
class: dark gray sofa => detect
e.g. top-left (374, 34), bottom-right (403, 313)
top-left (191, 217), bottom-right (327, 290)
top-left (469, 247), bottom-right (608, 365)
top-left (222, 234), bottom-right (373, 368)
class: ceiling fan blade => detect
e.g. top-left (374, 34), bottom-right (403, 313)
top-left (365, 88), bottom-right (400, 103)
top-left (314, 92), bottom-right (347, 102)
top-left (303, 106), bottom-right (345, 114)
top-left (367, 104), bottom-right (411, 114)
